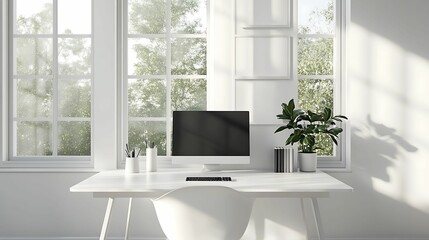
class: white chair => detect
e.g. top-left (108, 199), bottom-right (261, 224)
top-left (152, 186), bottom-right (254, 240)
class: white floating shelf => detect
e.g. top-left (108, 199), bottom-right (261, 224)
top-left (242, 25), bottom-right (290, 30)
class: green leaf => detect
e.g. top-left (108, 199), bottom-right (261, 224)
top-left (276, 114), bottom-right (289, 120)
top-left (292, 109), bottom-right (304, 120)
top-left (288, 99), bottom-right (295, 110)
top-left (286, 134), bottom-right (295, 145)
top-left (328, 119), bottom-right (336, 125)
top-left (308, 110), bottom-right (323, 122)
top-left (324, 107), bottom-right (332, 121)
top-left (305, 125), bottom-right (316, 133)
top-left (283, 101), bottom-right (294, 119)
top-left (291, 132), bottom-right (302, 143)
top-left (303, 135), bottom-right (315, 146)
top-left (329, 127), bottom-right (343, 135)
top-left (335, 115), bottom-right (348, 120)
top-left (332, 117), bottom-right (342, 122)
top-left (287, 122), bottom-right (296, 129)
top-left (274, 125), bottom-right (288, 133)
top-left (298, 114), bottom-right (310, 121)
top-left (329, 134), bottom-right (338, 145)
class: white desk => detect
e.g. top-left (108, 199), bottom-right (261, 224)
top-left (70, 169), bottom-right (352, 240)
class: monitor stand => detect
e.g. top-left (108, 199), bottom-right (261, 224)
top-left (202, 164), bottom-right (221, 172)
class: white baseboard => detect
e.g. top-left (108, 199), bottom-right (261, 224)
top-left (1, 237), bottom-right (428, 240)
top-left (0, 238), bottom-right (166, 240)
top-left (326, 238), bottom-right (429, 240)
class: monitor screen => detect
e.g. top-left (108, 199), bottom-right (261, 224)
top-left (172, 111), bottom-right (250, 156)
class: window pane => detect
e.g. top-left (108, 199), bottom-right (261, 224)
top-left (298, 0), bottom-right (334, 34)
top-left (58, 121), bottom-right (91, 156)
top-left (171, 38), bottom-right (206, 75)
top-left (171, 0), bottom-right (206, 34)
top-left (128, 0), bottom-right (166, 34)
top-left (15, 0), bottom-right (53, 34)
top-left (58, 38), bottom-right (91, 75)
top-left (298, 79), bottom-right (334, 156)
top-left (298, 38), bottom-right (333, 75)
top-left (16, 121), bottom-right (52, 156)
top-left (128, 121), bottom-right (166, 156)
top-left (298, 79), bottom-right (333, 112)
top-left (172, 79), bottom-right (206, 111)
top-left (16, 78), bottom-right (52, 118)
top-left (58, 0), bottom-right (91, 34)
top-left (313, 134), bottom-right (334, 156)
top-left (128, 38), bottom-right (166, 75)
top-left (128, 79), bottom-right (166, 117)
top-left (59, 79), bottom-right (91, 117)
top-left (15, 38), bottom-right (53, 75)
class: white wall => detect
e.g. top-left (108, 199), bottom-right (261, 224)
top-left (1, 0), bottom-right (429, 239)
top-left (321, 0), bottom-right (429, 238)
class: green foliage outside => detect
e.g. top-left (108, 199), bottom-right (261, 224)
top-left (298, 0), bottom-right (336, 156)
top-left (16, 0), bottom-right (336, 157)
top-left (127, 0), bottom-right (207, 155)
top-left (298, 79), bottom-right (334, 155)
top-left (15, 2), bottom-right (91, 156)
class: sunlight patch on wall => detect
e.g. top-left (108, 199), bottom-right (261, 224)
top-left (349, 23), bottom-right (429, 213)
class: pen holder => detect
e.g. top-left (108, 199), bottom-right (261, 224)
top-left (125, 157), bottom-right (139, 174)
top-left (146, 147), bottom-right (157, 172)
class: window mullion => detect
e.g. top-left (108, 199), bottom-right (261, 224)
top-left (297, 34), bottom-right (334, 38)
top-left (52, 0), bottom-right (59, 156)
top-left (333, 0), bottom-right (341, 116)
top-left (122, 0), bottom-right (128, 164)
top-left (166, 0), bottom-right (172, 156)
top-left (298, 75), bottom-right (334, 80)
top-left (12, 34), bottom-right (53, 38)
top-left (8, 0), bottom-right (15, 158)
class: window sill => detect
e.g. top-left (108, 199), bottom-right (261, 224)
top-left (0, 168), bottom-right (99, 173)
top-left (319, 167), bottom-right (351, 173)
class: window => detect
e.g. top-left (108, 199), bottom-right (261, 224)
top-left (298, 0), bottom-right (349, 169)
top-left (1, 0), bottom-right (347, 170)
top-left (123, 0), bottom-right (208, 157)
top-left (8, 0), bottom-right (92, 163)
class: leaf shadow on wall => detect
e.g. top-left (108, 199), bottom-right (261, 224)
top-left (353, 115), bottom-right (418, 182)
top-left (320, 115), bottom-right (429, 237)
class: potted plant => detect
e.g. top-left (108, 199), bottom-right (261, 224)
top-left (274, 99), bottom-right (347, 172)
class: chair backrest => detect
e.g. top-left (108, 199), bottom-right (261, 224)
top-left (152, 186), bottom-right (254, 240)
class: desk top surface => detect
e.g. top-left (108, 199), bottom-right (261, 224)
top-left (70, 169), bottom-right (352, 198)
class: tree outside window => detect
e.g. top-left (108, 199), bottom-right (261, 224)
top-left (127, 0), bottom-right (207, 156)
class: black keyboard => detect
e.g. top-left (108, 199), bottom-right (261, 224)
top-left (186, 177), bottom-right (232, 181)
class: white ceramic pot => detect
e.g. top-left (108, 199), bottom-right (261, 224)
top-left (125, 157), bottom-right (140, 174)
top-left (146, 147), bottom-right (157, 172)
top-left (298, 152), bottom-right (317, 172)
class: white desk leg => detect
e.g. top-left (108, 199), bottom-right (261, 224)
top-left (100, 197), bottom-right (115, 240)
top-left (311, 198), bottom-right (325, 240)
top-left (300, 198), bottom-right (311, 240)
top-left (125, 198), bottom-right (133, 240)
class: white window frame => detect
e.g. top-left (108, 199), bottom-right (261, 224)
top-left (1, 0), bottom-right (347, 171)
top-left (1, 0), bottom-right (8, 164)
top-left (8, 0), bottom-right (93, 164)
top-left (119, 0), bottom-right (209, 167)
top-left (0, 0), bottom-right (118, 170)
top-left (296, 0), bottom-right (350, 171)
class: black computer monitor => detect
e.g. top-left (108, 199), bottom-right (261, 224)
top-left (172, 111), bottom-right (250, 165)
